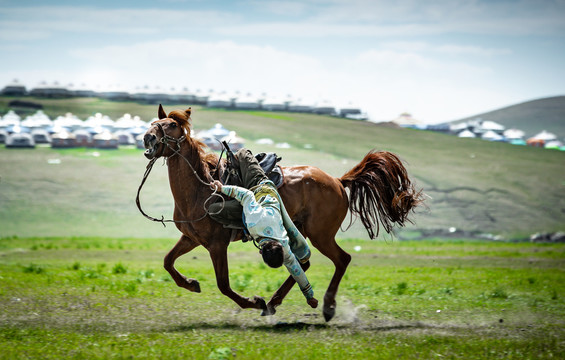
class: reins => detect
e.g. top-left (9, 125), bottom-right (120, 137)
top-left (135, 122), bottom-right (225, 227)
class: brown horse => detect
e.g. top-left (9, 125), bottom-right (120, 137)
top-left (141, 105), bottom-right (423, 321)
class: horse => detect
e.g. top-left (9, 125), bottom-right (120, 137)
top-left (141, 105), bottom-right (423, 321)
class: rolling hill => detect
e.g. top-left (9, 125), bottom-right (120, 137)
top-left (1, 96), bottom-right (564, 240)
top-left (452, 96), bottom-right (565, 139)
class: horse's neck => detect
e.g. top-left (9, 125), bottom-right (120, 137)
top-left (166, 142), bottom-right (208, 207)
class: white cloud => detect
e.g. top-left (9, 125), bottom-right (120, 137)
top-left (66, 38), bottom-right (509, 122)
top-left (0, 6), bottom-right (236, 39)
top-left (68, 39), bottom-right (326, 96)
top-left (383, 41), bottom-right (511, 57)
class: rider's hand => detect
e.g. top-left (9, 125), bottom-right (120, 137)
top-left (211, 180), bottom-right (223, 192)
top-left (307, 297), bottom-right (318, 308)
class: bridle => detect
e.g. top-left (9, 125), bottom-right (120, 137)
top-left (135, 120), bottom-right (225, 226)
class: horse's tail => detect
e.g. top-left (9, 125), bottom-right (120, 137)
top-left (340, 150), bottom-right (424, 239)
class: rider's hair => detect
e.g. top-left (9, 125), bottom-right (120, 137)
top-left (260, 240), bottom-right (284, 268)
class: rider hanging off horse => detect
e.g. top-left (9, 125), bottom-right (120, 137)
top-left (209, 146), bottom-right (319, 310)
top-left (139, 105), bottom-right (424, 321)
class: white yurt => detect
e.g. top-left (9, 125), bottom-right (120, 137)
top-left (262, 97), bottom-right (286, 111)
top-left (458, 129), bottom-right (476, 138)
top-left (220, 131), bottom-right (245, 151)
top-left (313, 100), bottom-right (336, 115)
top-left (234, 94), bottom-right (261, 109)
top-left (529, 130), bottom-right (557, 142)
top-left (6, 133), bottom-right (35, 148)
top-left (207, 92), bottom-right (234, 108)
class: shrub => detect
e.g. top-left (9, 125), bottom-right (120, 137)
top-left (112, 263), bottom-right (128, 274)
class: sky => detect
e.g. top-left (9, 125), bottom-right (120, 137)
top-left (0, 0), bottom-right (564, 123)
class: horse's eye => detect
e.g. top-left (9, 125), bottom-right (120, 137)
top-left (170, 122), bottom-right (177, 128)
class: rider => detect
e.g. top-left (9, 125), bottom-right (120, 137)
top-left (210, 148), bottom-right (318, 309)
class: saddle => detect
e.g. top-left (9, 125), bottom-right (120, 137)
top-left (220, 141), bottom-right (284, 188)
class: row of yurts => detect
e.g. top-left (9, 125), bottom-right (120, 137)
top-left (0, 109), bottom-right (243, 150)
top-left (1, 80), bottom-right (365, 119)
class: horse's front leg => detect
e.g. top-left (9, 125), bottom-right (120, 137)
top-left (164, 235), bottom-right (201, 292)
top-left (262, 261), bottom-right (310, 316)
top-left (208, 241), bottom-right (267, 311)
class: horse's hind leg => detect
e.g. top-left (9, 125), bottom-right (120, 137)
top-left (164, 235), bottom-right (201, 292)
top-left (310, 235), bottom-right (351, 322)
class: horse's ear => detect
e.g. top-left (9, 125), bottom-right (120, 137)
top-left (185, 107), bottom-right (192, 131)
top-left (158, 104), bottom-right (167, 119)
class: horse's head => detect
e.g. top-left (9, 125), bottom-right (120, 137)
top-left (143, 104), bottom-right (192, 159)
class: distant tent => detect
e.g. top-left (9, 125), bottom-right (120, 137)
top-left (51, 131), bottom-right (77, 148)
top-left (114, 130), bottom-right (135, 145)
top-left (262, 97), bottom-right (286, 111)
top-left (529, 130), bottom-right (557, 142)
top-left (481, 130), bottom-right (505, 142)
top-left (31, 129), bottom-right (51, 144)
top-left (234, 94), bottom-right (260, 109)
top-left (207, 93), bottom-right (234, 108)
top-left (458, 129), bottom-right (476, 138)
top-left (313, 100), bottom-right (336, 115)
top-left (478, 120), bottom-right (505, 133)
top-left (207, 123), bottom-right (230, 140)
top-left (391, 112), bottom-right (423, 128)
top-left (73, 129), bottom-right (93, 147)
top-left (1, 79), bottom-right (27, 96)
top-left (338, 102), bottom-right (362, 118)
top-left (220, 131), bottom-right (245, 151)
top-left (288, 98), bottom-right (314, 113)
top-left (93, 131), bottom-right (119, 149)
top-left (6, 133), bottom-right (35, 148)
top-left (503, 128), bottom-right (525, 140)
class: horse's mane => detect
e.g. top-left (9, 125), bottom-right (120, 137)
top-left (166, 107), bottom-right (222, 181)
top-left (188, 137), bottom-right (221, 180)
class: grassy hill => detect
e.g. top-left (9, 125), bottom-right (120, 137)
top-left (1, 97), bottom-right (564, 240)
top-left (453, 96), bottom-right (565, 139)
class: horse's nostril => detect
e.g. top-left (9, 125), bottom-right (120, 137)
top-left (144, 134), bottom-right (156, 147)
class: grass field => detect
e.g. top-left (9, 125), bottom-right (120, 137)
top-left (1, 237), bottom-right (564, 359)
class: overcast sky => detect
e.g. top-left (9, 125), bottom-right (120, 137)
top-left (1, 0), bottom-right (564, 123)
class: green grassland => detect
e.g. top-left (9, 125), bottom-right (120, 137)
top-left (1, 97), bottom-right (565, 239)
top-left (1, 237), bottom-right (564, 359)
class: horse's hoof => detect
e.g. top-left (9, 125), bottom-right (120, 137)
top-left (323, 304), bottom-right (336, 322)
top-left (252, 295), bottom-right (267, 310)
top-left (261, 304), bottom-right (277, 316)
top-left (187, 279), bottom-right (201, 293)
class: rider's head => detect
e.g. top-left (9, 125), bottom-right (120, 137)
top-left (260, 240), bottom-right (284, 268)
